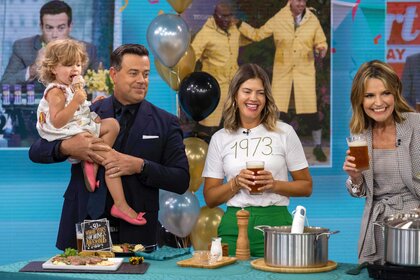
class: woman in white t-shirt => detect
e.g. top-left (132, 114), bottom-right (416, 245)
top-left (202, 63), bottom-right (312, 257)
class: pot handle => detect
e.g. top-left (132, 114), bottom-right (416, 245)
top-left (254, 225), bottom-right (271, 233)
top-left (316, 230), bottom-right (340, 240)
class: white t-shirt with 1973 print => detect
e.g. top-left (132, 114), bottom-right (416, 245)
top-left (202, 121), bottom-right (308, 207)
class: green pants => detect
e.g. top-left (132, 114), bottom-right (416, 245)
top-left (218, 206), bottom-right (292, 257)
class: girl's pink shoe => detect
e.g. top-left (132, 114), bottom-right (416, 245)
top-left (82, 161), bottom-right (98, 192)
top-left (110, 205), bottom-right (147, 226)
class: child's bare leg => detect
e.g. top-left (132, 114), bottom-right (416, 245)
top-left (98, 118), bottom-right (146, 225)
top-left (82, 118), bottom-right (119, 192)
top-left (99, 118), bottom-right (119, 151)
top-left (104, 171), bottom-right (138, 218)
top-left (92, 118), bottom-right (120, 181)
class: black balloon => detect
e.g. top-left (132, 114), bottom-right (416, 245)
top-left (178, 72), bottom-right (220, 122)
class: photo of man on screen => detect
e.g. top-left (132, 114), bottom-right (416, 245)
top-left (0, 0), bottom-right (104, 148)
top-left (1, 0), bottom-right (98, 93)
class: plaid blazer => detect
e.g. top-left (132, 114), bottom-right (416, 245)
top-left (345, 112), bottom-right (420, 262)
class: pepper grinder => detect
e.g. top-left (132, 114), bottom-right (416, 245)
top-left (236, 208), bottom-right (250, 260)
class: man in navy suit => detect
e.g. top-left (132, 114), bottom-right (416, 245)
top-left (1, 0), bottom-right (98, 93)
top-left (402, 52), bottom-right (420, 110)
top-left (29, 44), bottom-right (189, 250)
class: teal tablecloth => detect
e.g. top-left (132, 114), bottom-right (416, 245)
top-left (0, 255), bottom-right (371, 280)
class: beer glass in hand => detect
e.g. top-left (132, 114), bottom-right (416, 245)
top-left (246, 161), bottom-right (265, 195)
top-left (346, 135), bottom-right (369, 171)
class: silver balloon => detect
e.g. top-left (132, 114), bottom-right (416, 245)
top-left (147, 14), bottom-right (191, 68)
top-left (159, 189), bottom-right (169, 202)
top-left (158, 190), bottom-right (200, 238)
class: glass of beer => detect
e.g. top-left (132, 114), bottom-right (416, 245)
top-left (75, 223), bottom-right (83, 252)
top-left (246, 161), bottom-right (265, 195)
top-left (346, 135), bottom-right (369, 171)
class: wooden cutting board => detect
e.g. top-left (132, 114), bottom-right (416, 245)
top-left (177, 256), bottom-right (237, 269)
top-left (250, 258), bottom-right (337, 273)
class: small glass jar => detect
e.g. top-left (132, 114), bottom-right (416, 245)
top-left (192, 250), bottom-right (209, 264)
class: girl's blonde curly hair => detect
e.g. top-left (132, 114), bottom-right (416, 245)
top-left (38, 38), bottom-right (88, 85)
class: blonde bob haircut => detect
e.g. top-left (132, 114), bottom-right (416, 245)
top-left (350, 60), bottom-right (413, 134)
top-left (223, 63), bottom-right (278, 132)
top-left (38, 38), bottom-right (88, 85)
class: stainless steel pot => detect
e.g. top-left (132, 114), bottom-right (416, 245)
top-left (375, 212), bottom-right (420, 266)
top-left (255, 225), bottom-right (339, 268)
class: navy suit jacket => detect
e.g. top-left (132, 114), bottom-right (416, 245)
top-left (402, 53), bottom-right (420, 108)
top-left (29, 97), bottom-right (189, 250)
top-left (1, 35), bottom-right (98, 93)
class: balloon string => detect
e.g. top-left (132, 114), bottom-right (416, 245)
top-left (175, 236), bottom-right (182, 248)
top-left (176, 92), bottom-right (180, 118)
top-left (176, 70), bottom-right (181, 87)
top-left (182, 236), bottom-right (189, 248)
top-left (174, 236), bottom-right (190, 248)
top-left (169, 67), bottom-right (180, 118)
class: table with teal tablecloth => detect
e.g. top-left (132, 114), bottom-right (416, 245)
top-left (0, 255), bottom-right (370, 280)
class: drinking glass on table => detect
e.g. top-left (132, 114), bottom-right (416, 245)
top-left (75, 223), bottom-right (83, 252)
top-left (346, 135), bottom-right (369, 171)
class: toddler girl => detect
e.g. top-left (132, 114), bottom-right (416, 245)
top-left (36, 39), bottom-right (146, 226)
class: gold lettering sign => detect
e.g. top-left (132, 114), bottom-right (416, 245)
top-left (82, 219), bottom-right (112, 251)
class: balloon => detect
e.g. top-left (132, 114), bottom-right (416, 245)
top-left (178, 72), bottom-right (220, 122)
top-left (158, 191), bottom-right (200, 238)
top-left (155, 59), bottom-right (178, 91)
top-left (159, 189), bottom-right (170, 202)
top-left (166, 0), bottom-right (193, 14)
top-left (190, 206), bottom-right (225, 250)
top-left (147, 14), bottom-right (191, 68)
top-left (183, 137), bottom-right (208, 192)
top-left (155, 46), bottom-right (196, 91)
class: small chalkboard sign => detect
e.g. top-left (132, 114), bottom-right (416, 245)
top-left (81, 219), bottom-right (112, 251)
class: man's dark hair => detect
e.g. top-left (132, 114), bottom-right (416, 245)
top-left (110, 44), bottom-right (149, 71)
top-left (40, 1), bottom-right (72, 26)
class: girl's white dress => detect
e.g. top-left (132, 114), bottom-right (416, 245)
top-left (36, 83), bottom-right (100, 142)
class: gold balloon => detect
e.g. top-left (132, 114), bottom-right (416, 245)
top-left (190, 206), bottom-right (224, 250)
top-left (155, 46), bottom-right (196, 91)
top-left (183, 137), bottom-right (208, 192)
top-left (176, 47), bottom-right (196, 84)
top-left (155, 58), bottom-right (176, 89)
top-left (166, 0), bottom-right (193, 14)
